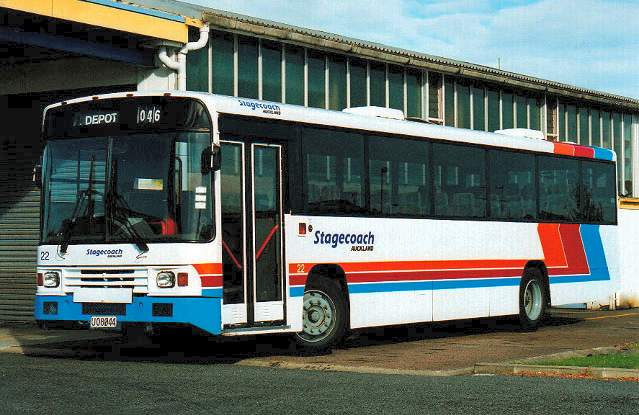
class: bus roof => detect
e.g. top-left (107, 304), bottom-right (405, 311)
top-left (44, 90), bottom-right (615, 162)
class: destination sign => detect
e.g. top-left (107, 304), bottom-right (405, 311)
top-left (45, 97), bottom-right (211, 139)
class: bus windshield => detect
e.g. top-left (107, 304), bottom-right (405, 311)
top-left (41, 131), bottom-right (214, 245)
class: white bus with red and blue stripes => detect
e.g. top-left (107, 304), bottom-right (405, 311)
top-left (34, 91), bottom-right (618, 350)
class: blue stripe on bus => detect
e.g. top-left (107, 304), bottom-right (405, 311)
top-left (346, 277), bottom-right (521, 294)
top-left (593, 147), bottom-right (614, 161)
top-left (549, 224), bottom-right (610, 285)
top-left (35, 294), bottom-right (222, 334)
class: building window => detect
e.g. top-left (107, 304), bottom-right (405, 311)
top-left (284, 45), bottom-right (304, 105)
top-left (591, 108), bottom-right (601, 146)
top-left (578, 107), bottom-right (589, 145)
top-left (502, 91), bottom-right (514, 129)
top-left (238, 36), bottom-right (258, 99)
top-left (307, 50), bottom-right (326, 109)
top-left (388, 65), bottom-right (403, 111)
top-left (211, 31), bottom-right (234, 96)
top-left (529, 96), bottom-right (541, 131)
top-left (602, 111), bottom-right (612, 149)
top-left (261, 40), bottom-right (282, 102)
top-left (186, 28), bottom-right (209, 92)
top-left (515, 94), bottom-right (527, 128)
top-left (406, 69), bottom-right (422, 118)
top-left (428, 72), bottom-right (442, 123)
top-left (558, 103), bottom-right (566, 141)
top-left (349, 58), bottom-right (367, 108)
top-left (566, 104), bottom-right (577, 142)
top-left (472, 86), bottom-right (485, 131)
top-left (444, 77), bottom-right (455, 126)
top-left (369, 62), bottom-right (385, 107)
top-left (487, 88), bottom-right (500, 132)
top-left (456, 81), bottom-right (471, 129)
top-left (613, 112), bottom-right (623, 191)
top-left (623, 114), bottom-right (633, 195)
top-left (328, 54), bottom-right (347, 110)
top-left (546, 99), bottom-right (558, 141)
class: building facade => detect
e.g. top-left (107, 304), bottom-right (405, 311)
top-left (179, 8), bottom-right (639, 199)
top-left (0, 0), bottom-right (638, 320)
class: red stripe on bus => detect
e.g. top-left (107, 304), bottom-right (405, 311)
top-left (201, 275), bottom-right (223, 287)
top-left (288, 259), bottom-right (529, 275)
top-left (345, 268), bottom-right (523, 283)
top-left (573, 146), bottom-right (595, 158)
top-left (290, 275), bottom-right (307, 286)
top-left (553, 142), bottom-right (575, 156)
top-left (193, 263), bottom-right (223, 275)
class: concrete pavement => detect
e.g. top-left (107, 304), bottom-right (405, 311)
top-left (1, 308), bottom-right (639, 376)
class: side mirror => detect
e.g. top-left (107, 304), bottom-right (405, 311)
top-left (33, 158), bottom-right (42, 188)
top-left (211, 144), bottom-right (221, 171)
top-left (201, 145), bottom-right (221, 173)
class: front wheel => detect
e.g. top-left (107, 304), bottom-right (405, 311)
top-left (294, 278), bottom-right (348, 351)
top-left (519, 268), bottom-right (548, 330)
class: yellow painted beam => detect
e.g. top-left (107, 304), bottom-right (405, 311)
top-left (0, 0), bottom-right (188, 43)
top-left (619, 197), bottom-right (639, 210)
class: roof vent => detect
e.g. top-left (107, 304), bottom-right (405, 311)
top-left (495, 128), bottom-right (545, 140)
top-left (342, 106), bottom-right (405, 120)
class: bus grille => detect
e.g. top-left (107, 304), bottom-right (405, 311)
top-left (64, 269), bottom-right (148, 293)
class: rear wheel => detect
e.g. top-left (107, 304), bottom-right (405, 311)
top-left (519, 268), bottom-right (547, 330)
top-left (294, 278), bottom-right (348, 351)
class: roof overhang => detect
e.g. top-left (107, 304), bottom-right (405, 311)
top-left (0, 0), bottom-right (190, 43)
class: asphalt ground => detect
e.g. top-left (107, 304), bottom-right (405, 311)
top-left (1, 352), bottom-right (639, 414)
top-left (3, 308), bottom-right (638, 376)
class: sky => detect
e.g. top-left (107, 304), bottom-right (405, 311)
top-left (184, 0), bottom-right (639, 99)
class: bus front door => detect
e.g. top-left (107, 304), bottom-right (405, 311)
top-left (220, 140), bottom-right (286, 327)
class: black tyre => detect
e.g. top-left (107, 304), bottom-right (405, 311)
top-left (519, 268), bottom-right (548, 330)
top-left (294, 277), bottom-right (348, 351)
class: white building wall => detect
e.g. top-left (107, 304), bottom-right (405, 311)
top-left (617, 208), bottom-right (639, 308)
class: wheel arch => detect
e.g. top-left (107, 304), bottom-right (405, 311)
top-left (305, 263), bottom-right (350, 304)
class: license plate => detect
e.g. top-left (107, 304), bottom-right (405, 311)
top-left (90, 316), bottom-right (117, 329)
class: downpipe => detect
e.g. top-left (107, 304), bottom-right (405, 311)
top-left (157, 24), bottom-right (210, 91)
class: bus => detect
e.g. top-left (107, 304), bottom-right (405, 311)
top-left (34, 91), bottom-right (618, 350)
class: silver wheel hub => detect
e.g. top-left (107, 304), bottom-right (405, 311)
top-left (524, 279), bottom-right (543, 321)
top-left (299, 290), bottom-right (335, 342)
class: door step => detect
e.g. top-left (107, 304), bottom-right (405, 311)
top-left (221, 324), bottom-right (292, 336)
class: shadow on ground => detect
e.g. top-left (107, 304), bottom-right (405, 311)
top-left (18, 312), bottom-right (582, 365)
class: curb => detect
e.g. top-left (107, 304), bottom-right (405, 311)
top-left (235, 359), bottom-right (474, 377)
top-left (474, 362), bottom-right (639, 380)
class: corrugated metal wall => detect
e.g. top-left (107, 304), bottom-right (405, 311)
top-left (0, 87), bottom-right (133, 322)
top-left (0, 95), bottom-right (40, 320)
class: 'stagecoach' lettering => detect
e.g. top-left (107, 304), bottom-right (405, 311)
top-left (313, 231), bottom-right (374, 249)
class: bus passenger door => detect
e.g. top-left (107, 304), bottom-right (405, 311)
top-left (220, 140), bottom-right (285, 327)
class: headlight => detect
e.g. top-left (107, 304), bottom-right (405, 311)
top-left (43, 271), bottom-right (60, 288)
top-left (156, 271), bottom-right (175, 288)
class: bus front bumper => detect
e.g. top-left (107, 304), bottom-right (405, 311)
top-left (34, 294), bottom-right (222, 335)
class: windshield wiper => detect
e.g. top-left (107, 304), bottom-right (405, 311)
top-left (106, 160), bottom-right (149, 254)
top-left (60, 156), bottom-right (97, 254)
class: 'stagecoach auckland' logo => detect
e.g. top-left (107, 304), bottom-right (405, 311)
top-left (86, 249), bottom-right (123, 258)
top-left (313, 230), bottom-right (375, 251)
top-left (238, 99), bottom-right (281, 115)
